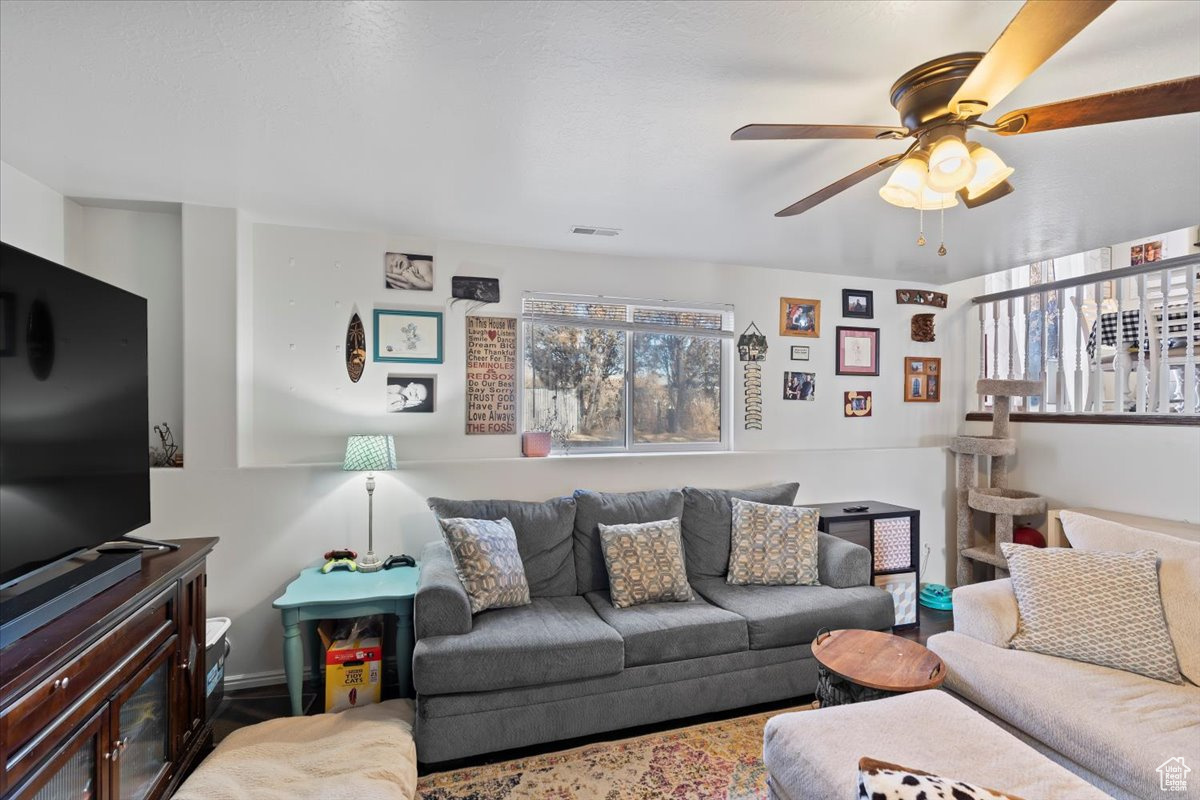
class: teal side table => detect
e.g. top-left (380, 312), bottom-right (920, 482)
top-left (273, 564), bottom-right (420, 716)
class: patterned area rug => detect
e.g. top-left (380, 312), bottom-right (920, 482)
top-left (415, 704), bottom-right (812, 800)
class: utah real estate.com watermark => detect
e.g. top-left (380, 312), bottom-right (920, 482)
top-left (1158, 757), bottom-right (1190, 792)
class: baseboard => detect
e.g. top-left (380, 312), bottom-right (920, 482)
top-left (224, 669), bottom-right (310, 690)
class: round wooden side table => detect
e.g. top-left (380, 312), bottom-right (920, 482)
top-left (812, 628), bottom-right (945, 707)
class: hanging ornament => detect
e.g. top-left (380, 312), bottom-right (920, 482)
top-left (937, 201), bottom-right (947, 257)
top-left (737, 322), bottom-right (767, 431)
top-left (917, 206), bottom-right (926, 246)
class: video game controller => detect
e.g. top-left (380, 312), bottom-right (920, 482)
top-left (321, 548), bottom-right (358, 574)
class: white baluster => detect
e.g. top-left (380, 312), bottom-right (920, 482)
top-left (1137, 274), bottom-right (1149, 413)
top-left (1073, 285), bottom-right (1084, 414)
top-left (992, 301), bottom-right (1000, 382)
top-left (978, 303), bottom-right (986, 410)
top-left (1039, 290), bottom-right (1048, 412)
top-left (1187, 264), bottom-right (1197, 415)
top-left (1159, 267), bottom-right (1172, 413)
top-left (1092, 281), bottom-right (1104, 413)
top-left (1007, 297), bottom-right (1016, 380)
top-left (1114, 278), bottom-right (1126, 414)
top-left (1055, 288), bottom-right (1067, 412)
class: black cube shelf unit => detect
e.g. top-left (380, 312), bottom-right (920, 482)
top-left (811, 500), bottom-right (921, 629)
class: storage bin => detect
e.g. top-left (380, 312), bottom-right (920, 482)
top-left (205, 616), bottom-right (232, 721)
top-left (872, 517), bottom-right (912, 571)
top-left (875, 574), bottom-right (918, 626)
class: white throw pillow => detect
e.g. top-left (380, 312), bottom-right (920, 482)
top-left (1060, 510), bottom-right (1200, 685)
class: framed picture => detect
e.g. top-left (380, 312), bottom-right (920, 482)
top-left (385, 252), bottom-right (435, 291)
top-left (373, 309), bottom-right (443, 363)
top-left (790, 345), bottom-right (810, 361)
top-left (835, 326), bottom-right (880, 376)
top-left (779, 297), bottom-right (821, 338)
top-left (452, 276), bottom-right (500, 303)
top-left (783, 371), bottom-right (816, 401)
top-left (842, 289), bottom-right (874, 319)
top-left (904, 356), bottom-right (941, 403)
top-left (387, 375), bottom-right (435, 413)
top-left (844, 391), bottom-right (872, 417)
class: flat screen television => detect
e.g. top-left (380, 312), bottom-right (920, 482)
top-left (0, 241), bottom-right (150, 587)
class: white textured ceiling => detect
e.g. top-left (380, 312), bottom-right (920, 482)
top-left (2, 0), bottom-right (1198, 282)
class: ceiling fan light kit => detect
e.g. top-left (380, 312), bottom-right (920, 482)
top-left (731, 0), bottom-right (1200, 252)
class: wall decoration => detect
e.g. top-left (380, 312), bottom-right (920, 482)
top-left (1132, 240), bottom-right (1163, 265)
top-left (895, 289), bottom-right (948, 308)
top-left (374, 309), bottom-right (443, 363)
top-left (844, 391), bottom-right (873, 417)
top-left (911, 313), bottom-right (935, 342)
top-left (783, 371), bottom-right (816, 401)
top-left (345, 311), bottom-right (366, 382)
top-left (466, 316), bottom-right (517, 435)
top-left (842, 289), bottom-right (874, 319)
top-left (779, 297), bottom-right (821, 337)
top-left (789, 345), bottom-right (810, 361)
top-left (151, 422), bottom-right (182, 467)
top-left (387, 375), bottom-right (435, 413)
top-left (737, 322), bottom-right (767, 430)
top-left (384, 252), bottom-right (434, 291)
top-left (452, 276), bottom-right (500, 304)
top-left (904, 356), bottom-right (941, 403)
top-left (835, 326), bottom-right (880, 376)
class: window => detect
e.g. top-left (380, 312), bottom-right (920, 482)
top-left (523, 293), bottom-right (732, 453)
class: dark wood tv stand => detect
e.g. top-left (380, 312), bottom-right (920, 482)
top-left (0, 538), bottom-right (218, 799)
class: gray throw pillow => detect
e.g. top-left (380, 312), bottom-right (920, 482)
top-left (598, 517), bottom-right (693, 609)
top-left (438, 517), bottom-right (531, 614)
top-left (726, 498), bottom-right (819, 586)
top-left (680, 483), bottom-right (799, 579)
top-left (1002, 543), bottom-right (1181, 683)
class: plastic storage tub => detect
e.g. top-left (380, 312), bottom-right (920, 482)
top-left (205, 616), bottom-right (232, 720)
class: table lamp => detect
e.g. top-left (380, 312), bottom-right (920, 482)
top-left (342, 434), bottom-right (397, 572)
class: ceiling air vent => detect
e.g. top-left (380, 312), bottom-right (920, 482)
top-left (571, 225), bottom-right (620, 237)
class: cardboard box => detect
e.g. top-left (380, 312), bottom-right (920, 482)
top-left (318, 618), bottom-right (382, 712)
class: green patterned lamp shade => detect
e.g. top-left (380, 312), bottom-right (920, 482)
top-left (342, 435), bottom-right (397, 472)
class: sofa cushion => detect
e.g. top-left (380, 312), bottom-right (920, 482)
top-left (1060, 510), bottom-right (1200, 685)
top-left (438, 517), bottom-right (531, 614)
top-left (428, 495), bottom-right (576, 597)
top-left (692, 577), bottom-right (894, 649)
top-left (929, 629), bottom-right (1200, 800)
top-left (599, 518), bottom-right (693, 608)
top-left (726, 499), bottom-right (819, 586)
top-left (584, 590), bottom-right (748, 666)
top-left (1002, 543), bottom-right (1181, 683)
top-left (680, 483), bottom-right (799, 579)
top-left (573, 488), bottom-right (685, 594)
top-left (412, 596), bottom-right (623, 695)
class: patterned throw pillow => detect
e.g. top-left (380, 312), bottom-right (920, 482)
top-left (598, 518), bottom-right (693, 609)
top-left (726, 498), bottom-right (819, 586)
top-left (857, 757), bottom-right (1025, 800)
top-left (1001, 543), bottom-right (1181, 683)
top-left (438, 517), bottom-right (531, 614)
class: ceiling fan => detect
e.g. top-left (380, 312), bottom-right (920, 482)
top-left (733, 0), bottom-right (1200, 232)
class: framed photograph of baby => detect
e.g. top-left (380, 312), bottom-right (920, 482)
top-left (385, 252), bottom-right (435, 291)
top-left (387, 375), bottom-right (435, 413)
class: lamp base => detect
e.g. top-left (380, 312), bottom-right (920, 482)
top-left (358, 550), bottom-right (384, 573)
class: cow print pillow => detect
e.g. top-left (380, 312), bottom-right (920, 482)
top-left (858, 757), bottom-right (1025, 800)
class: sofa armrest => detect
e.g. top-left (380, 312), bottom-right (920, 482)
top-left (414, 541), bottom-right (472, 639)
top-left (817, 533), bottom-right (871, 588)
top-left (951, 578), bottom-right (1019, 648)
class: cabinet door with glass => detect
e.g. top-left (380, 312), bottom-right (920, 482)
top-left (108, 636), bottom-right (179, 800)
top-left (13, 706), bottom-right (109, 800)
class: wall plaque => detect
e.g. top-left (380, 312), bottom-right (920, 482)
top-left (466, 316), bottom-right (517, 435)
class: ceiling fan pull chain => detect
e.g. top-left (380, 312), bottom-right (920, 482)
top-left (917, 206), bottom-right (926, 247)
top-left (937, 199), bottom-right (948, 257)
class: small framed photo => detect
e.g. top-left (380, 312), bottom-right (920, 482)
top-left (385, 252), bottom-right (434, 291)
top-left (835, 326), bottom-right (879, 376)
top-left (904, 356), bottom-right (941, 403)
top-left (374, 309), bottom-right (444, 363)
top-left (783, 371), bottom-right (816, 401)
top-left (844, 391), bottom-right (872, 417)
top-left (780, 297), bottom-right (821, 338)
top-left (842, 289), bottom-right (874, 319)
top-left (790, 345), bottom-right (810, 361)
top-left (387, 375), bottom-right (435, 413)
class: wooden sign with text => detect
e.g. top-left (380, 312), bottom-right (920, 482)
top-left (466, 316), bottom-right (517, 435)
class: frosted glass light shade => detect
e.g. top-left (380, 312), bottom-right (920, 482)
top-left (343, 434), bottom-right (397, 471)
top-left (878, 154), bottom-right (929, 208)
top-left (912, 185), bottom-right (960, 211)
top-left (926, 136), bottom-right (976, 192)
top-left (964, 144), bottom-right (1015, 200)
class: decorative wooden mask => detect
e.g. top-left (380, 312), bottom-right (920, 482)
top-left (911, 313), bottom-right (935, 342)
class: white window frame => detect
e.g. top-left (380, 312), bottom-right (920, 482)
top-left (522, 291), bottom-right (734, 454)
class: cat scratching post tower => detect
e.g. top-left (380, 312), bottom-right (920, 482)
top-left (951, 379), bottom-right (1048, 585)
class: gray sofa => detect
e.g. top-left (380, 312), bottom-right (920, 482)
top-left (411, 485), bottom-right (895, 763)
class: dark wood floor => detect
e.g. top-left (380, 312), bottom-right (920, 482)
top-left (212, 607), bottom-right (955, 773)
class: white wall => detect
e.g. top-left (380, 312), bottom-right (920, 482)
top-left (0, 161), bottom-right (65, 263)
top-left (64, 203), bottom-right (184, 452)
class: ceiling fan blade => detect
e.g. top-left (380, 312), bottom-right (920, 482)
top-left (949, 0), bottom-right (1114, 116)
top-left (775, 155), bottom-right (905, 217)
top-left (732, 124), bottom-right (907, 141)
top-left (957, 181), bottom-right (1015, 209)
top-left (992, 76), bottom-right (1200, 135)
